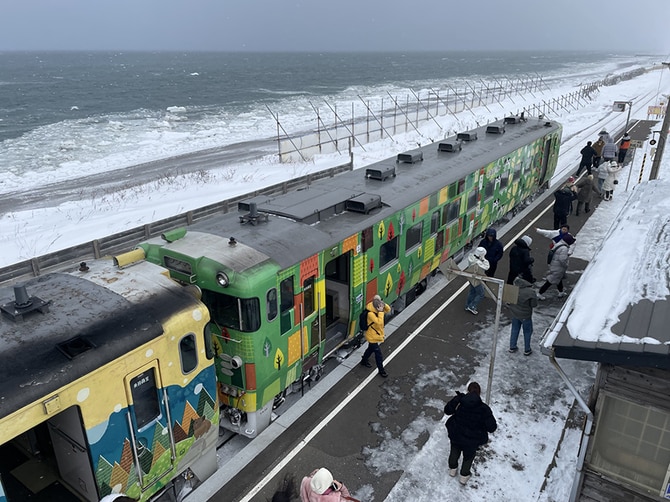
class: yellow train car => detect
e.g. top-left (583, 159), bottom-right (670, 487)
top-left (0, 259), bottom-right (218, 502)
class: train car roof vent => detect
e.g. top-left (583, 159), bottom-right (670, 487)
top-left (56, 335), bottom-right (96, 359)
top-left (345, 193), bottom-right (382, 214)
top-left (396, 150), bottom-right (423, 164)
top-left (504, 113), bottom-right (526, 124)
top-left (486, 124), bottom-right (506, 134)
top-left (239, 202), bottom-right (269, 225)
top-left (457, 131), bottom-right (478, 141)
top-left (365, 165), bottom-right (396, 181)
top-left (1, 285), bottom-right (50, 322)
top-left (438, 138), bottom-right (462, 152)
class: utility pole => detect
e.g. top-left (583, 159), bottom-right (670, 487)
top-left (650, 63), bottom-right (670, 180)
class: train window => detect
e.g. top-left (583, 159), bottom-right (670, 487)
top-left (430, 210), bottom-right (440, 234)
top-left (445, 199), bottom-right (460, 223)
top-left (457, 179), bottom-right (466, 194)
top-left (130, 370), bottom-right (161, 430)
top-left (361, 227), bottom-right (373, 252)
top-left (201, 289), bottom-right (261, 332)
top-left (500, 174), bottom-right (509, 190)
top-left (180, 334), bottom-right (198, 374)
top-left (484, 180), bottom-right (494, 199)
top-left (267, 288), bottom-right (278, 321)
top-left (379, 236), bottom-right (398, 269)
top-left (303, 277), bottom-right (315, 317)
top-left (405, 221), bottom-right (423, 252)
top-left (467, 188), bottom-right (478, 211)
top-left (280, 277), bottom-right (294, 313)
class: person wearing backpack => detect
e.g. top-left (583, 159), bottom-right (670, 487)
top-left (360, 294), bottom-right (391, 378)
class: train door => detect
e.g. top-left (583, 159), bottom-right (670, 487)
top-left (124, 363), bottom-right (176, 492)
top-left (324, 251), bottom-right (352, 353)
top-left (47, 405), bottom-right (98, 501)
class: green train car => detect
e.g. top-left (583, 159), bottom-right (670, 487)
top-left (129, 116), bottom-right (561, 438)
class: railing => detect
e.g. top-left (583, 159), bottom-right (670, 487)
top-left (0, 162), bottom-right (353, 286)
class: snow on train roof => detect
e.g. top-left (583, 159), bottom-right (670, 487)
top-left (192, 117), bottom-right (560, 269)
top-left (0, 259), bottom-right (202, 419)
top-left (542, 178), bottom-right (670, 368)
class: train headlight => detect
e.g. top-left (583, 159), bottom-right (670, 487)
top-left (216, 271), bottom-right (230, 287)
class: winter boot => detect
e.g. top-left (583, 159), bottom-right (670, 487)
top-left (459, 474), bottom-right (471, 485)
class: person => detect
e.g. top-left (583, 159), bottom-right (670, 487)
top-left (507, 276), bottom-right (538, 356)
top-left (575, 141), bottom-right (597, 176)
top-left (536, 225), bottom-right (575, 258)
top-left (444, 382), bottom-right (497, 486)
top-left (360, 294), bottom-right (391, 377)
top-left (601, 135), bottom-right (617, 163)
top-left (272, 473), bottom-right (299, 502)
top-left (551, 181), bottom-right (577, 229)
top-left (300, 467), bottom-right (352, 502)
top-left (573, 174), bottom-right (600, 215)
top-left (595, 157), bottom-right (608, 194)
top-left (591, 136), bottom-right (605, 171)
top-left (477, 228), bottom-right (504, 277)
top-left (537, 233), bottom-right (576, 300)
top-left (602, 160), bottom-right (623, 201)
top-left (618, 132), bottom-right (631, 164)
top-left (464, 247), bottom-right (490, 315)
top-left (506, 235), bottom-right (535, 285)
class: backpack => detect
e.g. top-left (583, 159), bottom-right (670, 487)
top-left (547, 248), bottom-right (555, 264)
top-left (359, 308), bottom-right (370, 331)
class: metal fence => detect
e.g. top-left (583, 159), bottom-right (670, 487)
top-left (274, 68), bottom-right (649, 163)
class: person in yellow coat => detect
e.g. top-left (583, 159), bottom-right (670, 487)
top-left (360, 294), bottom-right (391, 377)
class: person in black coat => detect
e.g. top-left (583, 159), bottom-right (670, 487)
top-left (444, 381), bottom-right (497, 485)
top-left (507, 235), bottom-right (535, 285)
top-left (575, 141), bottom-right (597, 176)
top-left (478, 227), bottom-right (504, 277)
top-left (552, 183), bottom-right (577, 229)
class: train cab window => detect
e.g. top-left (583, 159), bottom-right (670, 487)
top-left (130, 370), bottom-right (161, 430)
top-left (405, 221), bottom-right (423, 253)
top-left (303, 277), bottom-right (315, 317)
top-left (380, 236), bottom-right (398, 269)
top-left (201, 289), bottom-right (261, 332)
top-left (467, 188), bottom-right (479, 211)
top-left (430, 210), bottom-right (440, 234)
top-left (267, 288), bottom-right (278, 321)
top-left (179, 334), bottom-right (198, 374)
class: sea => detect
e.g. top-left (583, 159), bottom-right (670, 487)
top-left (0, 51), bottom-right (660, 190)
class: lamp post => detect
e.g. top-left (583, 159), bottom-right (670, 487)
top-left (650, 64), bottom-right (670, 180)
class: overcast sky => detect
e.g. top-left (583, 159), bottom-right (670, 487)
top-left (1, 0), bottom-right (669, 53)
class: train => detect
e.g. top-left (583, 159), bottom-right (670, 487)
top-left (127, 115), bottom-right (561, 439)
top-left (0, 260), bottom-right (219, 502)
top-left (0, 114), bottom-right (561, 502)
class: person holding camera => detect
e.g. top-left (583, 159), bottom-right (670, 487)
top-left (602, 160), bottom-right (623, 201)
top-left (360, 294), bottom-right (391, 378)
top-left (444, 382), bottom-right (497, 486)
top-left (300, 467), bottom-right (356, 502)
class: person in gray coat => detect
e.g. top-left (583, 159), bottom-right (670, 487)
top-left (537, 233), bottom-right (575, 300)
top-left (507, 277), bottom-right (538, 356)
top-left (573, 174), bottom-right (600, 215)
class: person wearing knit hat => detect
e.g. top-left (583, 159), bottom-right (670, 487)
top-left (507, 235), bottom-right (535, 285)
top-left (299, 467), bottom-right (352, 501)
top-left (464, 247), bottom-right (490, 315)
top-left (360, 294), bottom-right (391, 377)
top-left (537, 233), bottom-right (576, 301)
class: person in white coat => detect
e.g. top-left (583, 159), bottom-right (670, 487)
top-left (464, 247), bottom-right (490, 315)
top-left (537, 234), bottom-right (575, 300)
top-left (602, 160), bottom-right (623, 201)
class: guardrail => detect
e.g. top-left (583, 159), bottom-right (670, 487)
top-left (0, 162), bottom-right (353, 286)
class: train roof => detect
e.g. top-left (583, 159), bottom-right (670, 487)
top-left (0, 259), bottom-right (202, 420)
top-left (184, 117), bottom-right (561, 269)
top-left (542, 179), bottom-right (670, 369)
